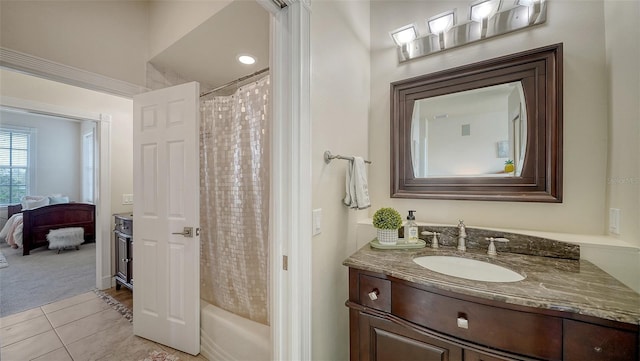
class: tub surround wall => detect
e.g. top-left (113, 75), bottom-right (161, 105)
top-left (200, 301), bottom-right (269, 361)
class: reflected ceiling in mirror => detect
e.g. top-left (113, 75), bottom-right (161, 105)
top-left (391, 44), bottom-right (562, 202)
top-left (411, 82), bottom-right (527, 178)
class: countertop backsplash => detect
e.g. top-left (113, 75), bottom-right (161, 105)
top-left (399, 225), bottom-right (581, 260)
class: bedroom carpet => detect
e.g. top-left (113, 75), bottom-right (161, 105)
top-left (0, 242), bottom-right (95, 317)
top-left (0, 249), bottom-right (7, 269)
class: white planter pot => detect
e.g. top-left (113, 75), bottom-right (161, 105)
top-left (377, 229), bottom-right (398, 245)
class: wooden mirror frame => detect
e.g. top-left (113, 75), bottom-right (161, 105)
top-left (391, 43), bottom-right (563, 202)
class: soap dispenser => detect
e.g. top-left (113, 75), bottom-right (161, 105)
top-left (405, 210), bottom-right (419, 243)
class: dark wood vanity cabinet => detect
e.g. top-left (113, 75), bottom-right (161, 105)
top-left (114, 213), bottom-right (133, 290)
top-left (348, 268), bottom-right (639, 361)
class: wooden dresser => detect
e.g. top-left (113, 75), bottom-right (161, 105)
top-left (114, 213), bottom-right (133, 290)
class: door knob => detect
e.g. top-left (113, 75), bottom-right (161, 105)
top-left (172, 227), bottom-right (194, 237)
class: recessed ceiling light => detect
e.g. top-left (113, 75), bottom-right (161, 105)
top-left (238, 55), bottom-right (256, 65)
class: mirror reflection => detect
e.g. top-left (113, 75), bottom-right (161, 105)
top-left (410, 82), bottom-right (527, 178)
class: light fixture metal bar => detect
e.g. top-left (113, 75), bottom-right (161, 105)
top-left (398, 0), bottom-right (546, 63)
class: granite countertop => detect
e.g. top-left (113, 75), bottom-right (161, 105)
top-left (344, 244), bottom-right (640, 325)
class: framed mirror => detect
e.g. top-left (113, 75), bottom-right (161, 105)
top-left (391, 43), bottom-right (562, 202)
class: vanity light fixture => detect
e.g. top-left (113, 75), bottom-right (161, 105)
top-left (238, 55), bottom-right (256, 65)
top-left (516, 0), bottom-right (544, 24)
top-left (394, 0), bottom-right (547, 63)
top-left (390, 24), bottom-right (419, 46)
top-left (427, 10), bottom-right (456, 34)
top-left (470, 0), bottom-right (501, 37)
top-left (427, 10), bottom-right (456, 50)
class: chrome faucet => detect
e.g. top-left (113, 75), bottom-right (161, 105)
top-left (485, 237), bottom-right (510, 255)
top-left (457, 220), bottom-right (467, 252)
top-left (421, 230), bottom-right (440, 249)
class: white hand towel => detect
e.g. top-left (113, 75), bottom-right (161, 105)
top-left (343, 157), bottom-right (370, 210)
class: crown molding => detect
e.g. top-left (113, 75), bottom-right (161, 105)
top-left (0, 47), bottom-right (148, 98)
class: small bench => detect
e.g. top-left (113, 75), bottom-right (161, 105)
top-left (47, 227), bottom-right (84, 253)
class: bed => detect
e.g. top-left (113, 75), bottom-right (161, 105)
top-left (4, 203), bottom-right (96, 255)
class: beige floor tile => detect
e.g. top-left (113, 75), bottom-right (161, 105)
top-left (159, 344), bottom-right (209, 361)
top-left (0, 329), bottom-right (63, 361)
top-left (0, 307), bottom-right (44, 328)
top-left (56, 307), bottom-right (124, 345)
top-left (0, 314), bottom-right (53, 347)
top-left (41, 291), bottom-right (97, 314)
top-left (96, 334), bottom-right (166, 361)
top-left (46, 298), bottom-right (110, 328)
top-left (31, 347), bottom-right (73, 361)
top-left (66, 317), bottom-right (133, 361)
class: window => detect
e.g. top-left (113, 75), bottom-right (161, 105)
top-left (82, 129), bottom-right (95, 203)
top-left (0, 128), bottom-right (32, 205)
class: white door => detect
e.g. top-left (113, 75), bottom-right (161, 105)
top-left (132, 82), bottom-right (201, 355)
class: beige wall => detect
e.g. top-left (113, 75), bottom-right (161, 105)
top-left (148, 0), bottom-right (232, 59)
top-left (604, 0), bottom-right (640, 247)
top-left (311, 0), bottom-right (370, 360)
top-left (0, 1), bottom-right (149, 87)
top-left (369, 0), bottom-right (611, 236)
top-left (0, 69), bottom-right (134, 217)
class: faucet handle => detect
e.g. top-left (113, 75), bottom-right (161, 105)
top-left (485, 237), bottom-right (510, 255)
top-left (421, 230), bottom-right (440, 249)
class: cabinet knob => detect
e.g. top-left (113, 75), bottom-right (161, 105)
top-left (457, 316), bottom-right (469, 329)
top-left (368, 289), bottom-right (379, 301)
top-left (593, 346), bottom-right (603, 353)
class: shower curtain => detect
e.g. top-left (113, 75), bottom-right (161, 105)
top-left (200, 75), bottom-right (270, 325)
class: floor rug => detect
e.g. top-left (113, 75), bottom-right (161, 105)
top-left (138, 350), bottom-right (180, 361)
top-left (0, 249), bottom-right (7, 269)
top-left (94, 288), bottom-right (133, 322)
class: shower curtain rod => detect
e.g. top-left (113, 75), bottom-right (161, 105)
top-left (200, 67), bottom-right (270, 97)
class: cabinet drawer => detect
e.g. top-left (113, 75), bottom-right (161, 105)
top-left (392, 283), bottom-right (562, 360)
top-left (563, 319), bottom-right (638, 361)
top-left (114, 215), bottom-right (133, 235)
top-left (359, 274), bottom-right (391, 313)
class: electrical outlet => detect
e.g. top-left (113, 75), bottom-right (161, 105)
top-left (312, 208), bottom-right (322, 236)
top-left (122, 194), bottom-right (134, 205)
top-left (609, 208), bottom-right (620, 235)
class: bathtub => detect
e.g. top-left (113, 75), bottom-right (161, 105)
top-left (200, 300), bottom-right (270, 361)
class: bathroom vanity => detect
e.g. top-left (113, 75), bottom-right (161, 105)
top-left (344, 242), bottom-right (640, 361)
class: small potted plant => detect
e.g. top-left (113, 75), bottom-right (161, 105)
top-left (373, 207), bottom-right (403, 245)
top-left (504, 159), bottom-right (514, 173)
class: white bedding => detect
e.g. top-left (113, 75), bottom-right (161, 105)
top-left (0, 213), bottom-right (24, 248)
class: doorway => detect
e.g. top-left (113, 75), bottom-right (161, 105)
top-left (0, 67), bottom-right (132, 295)
top-left (0, 0), bottom-right (312, 357)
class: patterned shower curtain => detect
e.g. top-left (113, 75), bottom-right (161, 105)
top-left (199, 75), bottom-right (270, 325)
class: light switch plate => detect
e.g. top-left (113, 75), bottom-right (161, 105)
top-left (609, 208), bottom-right (620, 235)
top-left (122, 194), bottom-right (134, 205)
top-left (312, 208), bottom-right (322, 236)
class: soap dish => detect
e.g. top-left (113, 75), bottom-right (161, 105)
top-left (370, 238), bottom-right (426, 250)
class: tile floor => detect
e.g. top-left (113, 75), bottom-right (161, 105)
top-left (0, 291), bottom-right (208, 361)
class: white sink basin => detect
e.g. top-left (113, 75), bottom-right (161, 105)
top-left (413, 256), bottom-right (525, 282)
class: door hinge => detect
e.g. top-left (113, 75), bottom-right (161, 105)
top-left (282, 255), bottom-right (288, 271)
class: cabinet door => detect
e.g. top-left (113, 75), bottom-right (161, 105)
top-left (564, 319), bottom-right (638, 361)
top-left (128, 237), bottom-right (133, 285)
top-left (116, 233), bottom-right (130, 280)
top-left (359, 312), bottom-right (463, 361)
